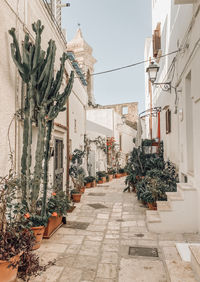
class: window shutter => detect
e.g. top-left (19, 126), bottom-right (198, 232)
top-left (153, 23), bottom-right (161, 58)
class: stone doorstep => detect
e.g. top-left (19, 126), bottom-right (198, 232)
top-left (166, 188), bottom-right (184, 201)
top-left (177, 182), bottom-right (197, 191)
top-left (190, 245), bottom-right (200, 281)
top-left (146, 210), bottom-right (161, 223)
top-left (156, 200), bottom-right (172, 211)
top-left (176, 243), bottom-right (200, 262)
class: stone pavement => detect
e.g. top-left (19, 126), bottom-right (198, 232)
top-left (30, 177), bottom-right (200, 282)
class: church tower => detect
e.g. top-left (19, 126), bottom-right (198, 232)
top-left (67, 28), bottom-right (97, 105)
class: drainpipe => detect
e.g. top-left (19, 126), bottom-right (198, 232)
top-left (66, 97), bottom-right (70, 195)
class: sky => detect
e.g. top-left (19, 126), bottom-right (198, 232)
top-left (62, 0), bottom-right (152, 113)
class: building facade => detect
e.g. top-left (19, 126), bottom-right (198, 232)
top-left (145, 0), bottom-right (200, 232)
top-left (0, 0), bottom-right (88, 191)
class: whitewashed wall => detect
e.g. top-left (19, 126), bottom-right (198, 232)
top-left (146, 0), bottom-right (200, 230)
top-left (0, 0), bottom-right (88, 190)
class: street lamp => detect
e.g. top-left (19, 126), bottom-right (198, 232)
top-left (146, 61), bottom-right (171, 92)
top-left (121, 115), bottom-right (126, 124)
top-left (146, 61), bottom-right (159, 83)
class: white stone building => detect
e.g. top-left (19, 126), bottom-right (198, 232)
top-left (86, 108), bottom-right (137, 174)
top-left (144, 0), bottom-right (200, 233)
top-left (0, 0), bottom-right (88, 190)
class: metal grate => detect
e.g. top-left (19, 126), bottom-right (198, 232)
top-left (88, 203), bottom-right (108, 209)
top-left (129, 246), bottom-right (159, 258)
top-left (135, 233), bottom-right (144, 238)
top-left (63, 221), bottom-right (90, 230)
top-left (88, 193), bottom-right (106, 196)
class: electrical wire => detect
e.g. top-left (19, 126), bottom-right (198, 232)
top-left (74, 49), bottom-right (180, 79)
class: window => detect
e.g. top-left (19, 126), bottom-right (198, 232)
top-left (153, 23), bottom-right (161, 58)
top-left (166, 109), bottom-right (171, 134)
top-left (122, 106), bottom-right (128, 115)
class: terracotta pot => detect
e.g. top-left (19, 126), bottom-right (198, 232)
top-left (108, 175), bottom-right (113, 181)
top-left (91, 180), bottom-right (96, 187)
top-left (115, 173), bottom-right (121, 178)
top-left (147, 202), bottom-right (157, 210)
top-left (43, 216), bottom-right (63, 239)
top-left (85, 182), bottom-right (92, 188)
top-left (72, 193), bottom-right (81, 203)
top-left (67, 206), bottom-right (76, 213)
top-left (102, 177), bottom-right (106, 183)
top-left (0, 252), bottom-right (22, 282)
top-left (98, 180), bottom-right (103, 184)
top-left (80, 187), bottom-right (85, 193)
top-left (31, 226), bottom-right (45, 250)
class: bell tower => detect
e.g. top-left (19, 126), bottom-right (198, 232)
top-left (67, 28), bottom-right (97, 105)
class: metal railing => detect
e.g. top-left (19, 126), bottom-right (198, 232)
top-left (42, 0), bottom-right (67, 45)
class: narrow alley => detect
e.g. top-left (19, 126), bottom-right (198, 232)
top-left (29, 178), bottom-right (199, 282)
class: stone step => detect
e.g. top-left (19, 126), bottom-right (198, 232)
top-left (157, 200), bottom-right (171, 211)
top-left (146, 210), bottom-right (161, 223)
top-left (177, 183), bottom-right (196, 191)
top-left (190, 245), bottom-right (200, 281)
top-left (166, 187), bottom-right (184, 201)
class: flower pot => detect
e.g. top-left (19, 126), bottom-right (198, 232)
top-left (80, 187), bottom-right (85, 193)
top-left (102, 177), bottom-right (106, 183)
top-left (85, 182), bottom-right (92, 188)
top-left (72, 193), bottom-right (81, 203)
top-left (108, 175), bottom-right (113, 181)
top-left (0, 253), bottom-right (22, 282)
top-left (31, 226), bottom-right (45, 250)
top-left (91, 180), bottom-right (96, 187)
top-left (43, 216), bottom-right (63, 239)
top-left (98, 180), bottom-right (103, 184)
top-left (67, 206), bottom-right (76, 213)
top-left (147, 202), bottom-right (157, 210)
top-left (115, 173), bottom-right (121, 178)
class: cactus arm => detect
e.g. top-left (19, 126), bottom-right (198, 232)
top-left (41, 121), bottom-right (53, 217)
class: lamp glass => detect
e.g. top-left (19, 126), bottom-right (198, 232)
top-left (121, 115), bottom-right (126, 124)
top-left (146, 62), bottom-right (159, 83)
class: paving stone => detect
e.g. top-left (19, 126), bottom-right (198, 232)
top-left (96, 263), bottom-right (117, 279)
top-left (59, 267), bottom-right (82, 282)
top-left (119, 258), bottom-right (167, 282)
top-left (74, 255), bottom-right (98, 270)
top-left (165, 259), bottom-right (196, 282)
top-left (101, 252), bottom-right (118, 264)
top-left (79, 245), bottom-right (101, 256)
top-left (102, 244), bottom-right (120, 252)
top-left (30, 266), bottom-right (64, 282)
top-left (82, 269), bottom-right (96, 280)
top-left (38, 243), bottom-right (68, 253)
top-left (65, 244), bottom-right (81, 254)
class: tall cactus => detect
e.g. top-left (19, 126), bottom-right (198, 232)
top-left (9, 21), bottom-right (44, 208)
top-left (9, 20), bottom-right (74, 216)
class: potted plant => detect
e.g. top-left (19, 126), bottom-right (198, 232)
top-left (84, 176), bottom-right (93, 188)
top-left (0, 173), bottom-right (53, 281)
top-left (43, 191), bottom-right (68, 238)
top-left (69, 149), bottom-right (86, 192)
top-left (71, 189), bottom-right (82, 203)
top-left (96, 171), bottom-right (107, 183)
